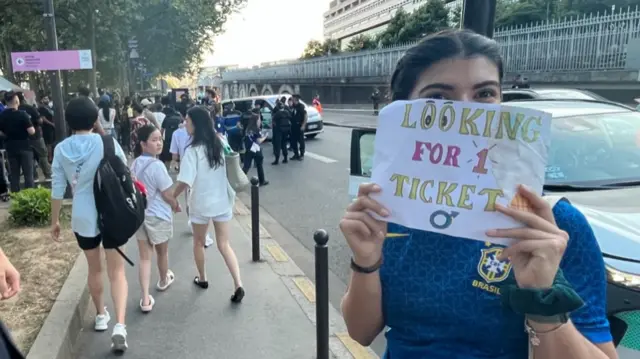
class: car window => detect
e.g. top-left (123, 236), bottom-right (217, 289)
top-left (502, 92), bottom-right (535, 102)
top-left (234, 100), bottom-right (253, 113)
top-left (546, 111), bottom-right (640, 184)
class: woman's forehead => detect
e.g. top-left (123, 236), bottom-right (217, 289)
top-left (416, 56), bottom-right (500, 88)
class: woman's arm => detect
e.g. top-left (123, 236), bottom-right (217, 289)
top-left (341, 268), bottom-right (385, 346)
top-left (531, 201), bottom-right (617, 359)
top-left (174, 148), bottom-right (196, 198)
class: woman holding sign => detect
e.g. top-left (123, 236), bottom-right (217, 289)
top-left (340, 29), bottom-right (617, 359)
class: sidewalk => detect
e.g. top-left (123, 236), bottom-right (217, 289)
top-left (75, 198), bottom-right (376, 359)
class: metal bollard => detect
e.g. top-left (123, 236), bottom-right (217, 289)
top-left (250, 176), bottom-right (260, 262)
top-left (314, 229), bottom-right (330, 359)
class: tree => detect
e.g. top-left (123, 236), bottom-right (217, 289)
top-left (377, 1), bottom-right (450, 47)
top-left (377, 8), bottom-right (411, 47)
top-left (399, 0), bottom-right (450, 42)
top-left (450, 5), bottom-right (462, 29)
top-left (0, 0), bottom-right (246, 96)
top-left (322, 38), bottom-right (341, 55)
top-left (301, 40), bottom-right (325, 59)
top-left (346, 34), bottom-right (377, 52)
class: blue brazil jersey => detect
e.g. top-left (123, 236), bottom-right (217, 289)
top-left (380, 200), bottom-right (612, 359)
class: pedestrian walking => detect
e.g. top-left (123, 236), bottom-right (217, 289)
top-left (50, 97), bottom-right (130, 353)
top-left (169, 117), bottom-right (214, 248)
top-left (173, 106), bottom-right (244, 302)
top-left (242, 110), bottom-right (269, 186)
top-left (271, 97), bottom-right (291, 165)
top-left (290, 94), bottom-right (306, 160)
top-left (371, 88), bottom-right (381, 115)
top-left (98, 98), bottom-right (117, 138)
top-left (131, 125), bottom-right (179, 313)
top-left (0, 91), bottom-right (36, 192)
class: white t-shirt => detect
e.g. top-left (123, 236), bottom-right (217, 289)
top-left (170, 127), bottom-right (191, 159)
top-left (177, 145), bottom-right (231, 217)
top-left (98, 108), bottom-right (116, 130)
top-left (131, 156), bottom-right (173, 222)
top-left (153, 112), bottom-right (166, 128)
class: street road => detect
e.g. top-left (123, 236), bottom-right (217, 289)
top-left (322, 109), bottom-right (378, 128)
top-left (244, 111), bottom-right (389, 355)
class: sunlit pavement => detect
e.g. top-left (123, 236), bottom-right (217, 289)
top-left (238, 125), bottom-right (388, 355)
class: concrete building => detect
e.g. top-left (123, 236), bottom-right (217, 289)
top-left (323, 0), bottom-right (462, 46)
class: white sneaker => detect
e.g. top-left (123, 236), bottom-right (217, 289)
top-left (205, 234), bottom-right (214, 248)
top-left (188, 220), bottom-right (193, 234)
top-left (111, 323), bottom-right (128, 353)
top-left (94, 308), bottom-right (110, 331)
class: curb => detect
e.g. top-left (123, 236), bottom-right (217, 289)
top-left (26, 253), bottom-right (90, 359)
top-left (234, 199), bottom-right (379, 359)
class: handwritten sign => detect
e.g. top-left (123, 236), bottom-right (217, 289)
top-left (370, 99), bottom-right (552, 245)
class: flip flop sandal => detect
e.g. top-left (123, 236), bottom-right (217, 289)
top-left (230, 287), bottom-right (245, 304)
top-left (156, 270), bottom-right (175, 291)
top-left (193, 276), bottom-right (209, 289)
top-left (140, 295), bottom-right (155, 313)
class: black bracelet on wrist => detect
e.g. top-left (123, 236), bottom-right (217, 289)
top-left (350, 257), bottom-right (383, 274)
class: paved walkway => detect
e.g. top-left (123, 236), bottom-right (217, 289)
top-left (75, 198), bottom-right (377, 359)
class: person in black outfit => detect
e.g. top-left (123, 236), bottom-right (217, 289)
top-left (0, 92), bottom-right (36, 193)
top-left (18, 94), bottom-right (52, 180)
top-left (271, 96), bottom-right (291, 165)
top-left (290, 94), bottom-right (306, 160)
top-left (242, 111), bottom-right (268, 186)
top-left (160, 105), bottom-right (182, 168)
top-left (371, 88), bottom-right (381, 115)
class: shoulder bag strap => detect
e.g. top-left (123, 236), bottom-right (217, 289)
top-left (101, 135), bottom-right (115, 159)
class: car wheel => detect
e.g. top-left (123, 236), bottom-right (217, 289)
top-left (306, 134), bottom-right (317, 139)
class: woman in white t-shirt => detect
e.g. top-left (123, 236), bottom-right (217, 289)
top-left (131, 125), bottom-right (180, 312)
top-left (98, 99), bottom-right (116, 137)
top-left (173, 106), bottom-right (244, 303)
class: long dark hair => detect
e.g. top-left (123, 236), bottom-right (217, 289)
top-left (98, 99), bottom-right (111, 122)
top-left (245, 111), bottom-right (260, 134)
top-left (187, 106), bottom-right (223, 169)
top-left (390, 29), bottom-right (503, 101)
top-left (133, 125), bottom-right (159, 158)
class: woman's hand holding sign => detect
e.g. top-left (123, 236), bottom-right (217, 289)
top-left (340, 183), bottom-right (390, 267)
top-left (486, 185), bottom-right (569, 289)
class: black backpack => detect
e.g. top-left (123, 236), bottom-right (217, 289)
top-left (94, 135), bottom-right (146, 264)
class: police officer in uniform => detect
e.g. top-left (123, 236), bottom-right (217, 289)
top-left (290, 94), bottom-right (306, 160)
top-left (271, 97), bottom-right (291, 165)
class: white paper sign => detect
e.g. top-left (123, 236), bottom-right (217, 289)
top-left (370, 99), bottom-right (552, 245)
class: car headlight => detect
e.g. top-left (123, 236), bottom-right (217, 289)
top-left (606, 265), bottom-right (640, 290)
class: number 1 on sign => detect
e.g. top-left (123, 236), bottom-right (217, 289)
top-left (473, 148), bottom-right (489, 174)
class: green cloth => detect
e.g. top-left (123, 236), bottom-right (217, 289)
top-left (500, 269), bottom-right (585, 316)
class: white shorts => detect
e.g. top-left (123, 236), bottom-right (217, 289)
top-left (136, 216), bottom-right (173, 245)
top-left (189, 210), bottom-right (233, 225)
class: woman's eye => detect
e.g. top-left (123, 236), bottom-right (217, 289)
top-left (424, 93), bottom-right (447, 100)
top-left (476, 89), bottom-right (497, 99)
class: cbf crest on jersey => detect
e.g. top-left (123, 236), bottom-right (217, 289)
top-left (477, 247), bottom-right (512, 284)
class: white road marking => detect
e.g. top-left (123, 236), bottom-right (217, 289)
top-left (304, 151), bottom-right (338, 163)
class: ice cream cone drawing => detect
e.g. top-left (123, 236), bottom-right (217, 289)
top-left (509, 192), bottom-right (535, 213)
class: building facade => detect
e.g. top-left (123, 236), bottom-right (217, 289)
top-left (323, 0), bottom-right (462, 45)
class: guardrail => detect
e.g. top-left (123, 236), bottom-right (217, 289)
top-left (223, 7), bottom-right (640, 82)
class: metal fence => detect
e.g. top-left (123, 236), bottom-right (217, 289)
top-left (223, 7), bottom-right (640, 82)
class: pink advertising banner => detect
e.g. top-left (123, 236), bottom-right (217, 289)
top-left (11, 50), bottom-right (93, 72)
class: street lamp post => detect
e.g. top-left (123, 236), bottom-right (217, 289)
top-left (43, 0), bottom-right (67, 141)
top-left (462, 0), bottom-right (497, 39)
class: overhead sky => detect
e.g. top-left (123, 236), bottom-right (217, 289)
top-left (203, 0), bottom-right (328, 68)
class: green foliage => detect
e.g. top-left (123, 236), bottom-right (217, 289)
top-left (346, 34), bottom-right (377, 52)
top-left (301, 38), bottom-right (341, 59)
top-left (377, 8), bottom-right (412, 47)
top-left (9, 188), bottom-right (52, 227)
top-left (0, 0), bottom-right (246, 91)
